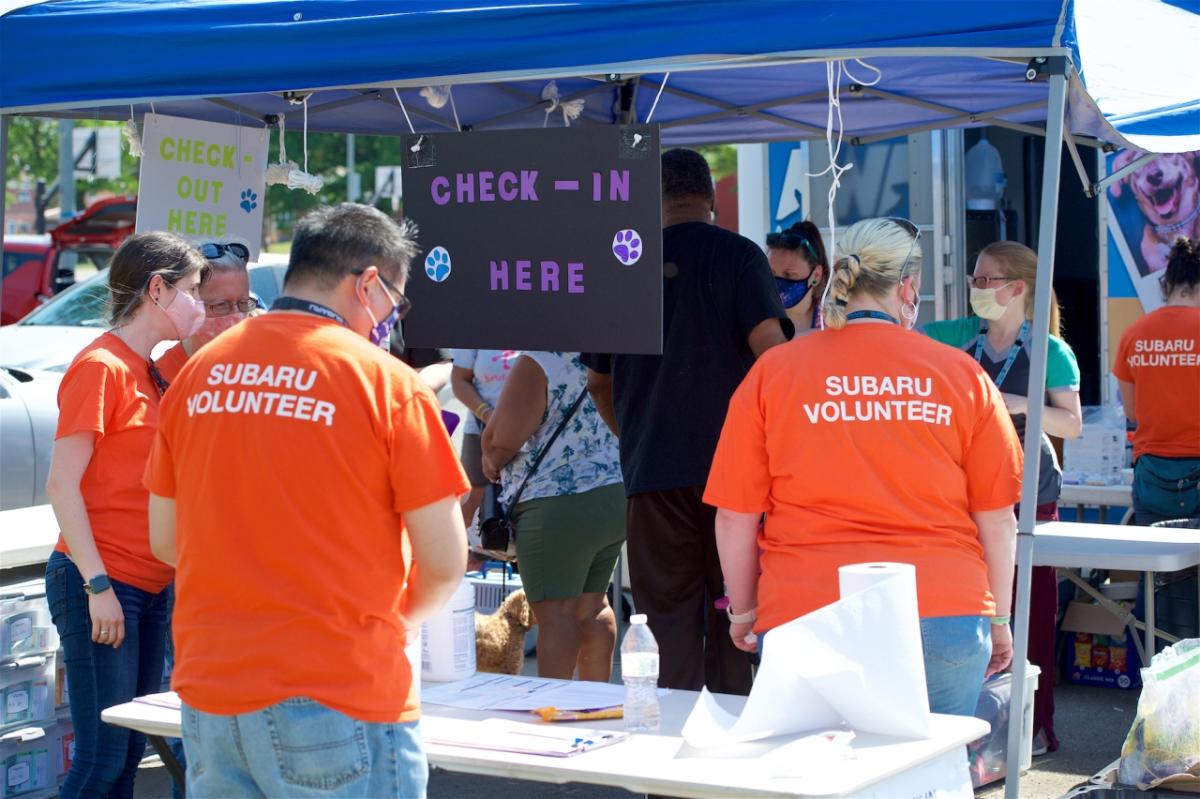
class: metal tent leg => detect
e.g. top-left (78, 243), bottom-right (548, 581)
top-left (1004, 69), bottom-right (1068, 799)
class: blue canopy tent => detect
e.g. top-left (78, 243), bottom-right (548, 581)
top-left (3, 1), bottom-right (1196, 794)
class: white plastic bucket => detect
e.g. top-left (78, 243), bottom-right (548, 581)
top-left (421, 579), bottom-right (476, 682)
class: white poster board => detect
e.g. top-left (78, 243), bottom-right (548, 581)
top-left (136, 114), bottom-right (269, 259)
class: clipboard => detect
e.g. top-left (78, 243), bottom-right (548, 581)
top-left (424, 717), bottom-right (629, 757)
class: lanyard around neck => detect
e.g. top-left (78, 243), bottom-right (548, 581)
top-left (845, 310), bottom-right (899, 325)
top-left (271, 296), bottom-right (347, 327)
top-left (974, 319), bottom-right (1029, 391)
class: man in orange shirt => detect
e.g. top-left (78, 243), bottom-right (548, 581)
top-left (145, 204), bottom-right (469, 798)
top-left (1113, 237), bottom-right (1200, 525)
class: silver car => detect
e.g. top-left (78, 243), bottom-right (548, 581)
top-left (0, 259), bottom-right (288, 510)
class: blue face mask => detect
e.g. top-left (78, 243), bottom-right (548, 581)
top-left (775, 275), bottom-right (812, 309)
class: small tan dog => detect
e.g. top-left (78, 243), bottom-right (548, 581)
top-left (475, 589), bottom-right (535, 675)
top-left (1112, 151), bottom-right (1200, 272)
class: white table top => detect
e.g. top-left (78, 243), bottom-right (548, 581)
top-left (0, 504), bottom-right (58, 570)
top-left (103, 691), bottom-right (986, 799)
top-left (1032, 520), bottom-right (1200, 572)
top-left (1058, 483), bottom-right (1133, 507)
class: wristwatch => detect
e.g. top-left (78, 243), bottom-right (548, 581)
top-left (726, 605), bottom-right (757, 624)
top-left (83, 574), bottom-right (112, 595)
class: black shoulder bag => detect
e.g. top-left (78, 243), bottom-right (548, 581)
top-left (477, 388), bottom-right (588, 562)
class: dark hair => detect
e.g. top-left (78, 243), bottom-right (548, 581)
top-left (107, 232), bottom-right (208, 327)
top-left (285, 203), bottom-right (419, 290)
top-left (769, 221), bottom-right (829, 271)
top-left (661, 148), bottom-right (714, 203)
top-left (1161, 237), bottom-right (1200, 298)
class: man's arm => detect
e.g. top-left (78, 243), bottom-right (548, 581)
top-left (747, 318), bottom-right (789, 358)
top-left (400, 495), bottom-right (468, 628)
top-left (148, 494), bottom-right (178, 566)
top-left (586, 368), bottom-right (619, 437)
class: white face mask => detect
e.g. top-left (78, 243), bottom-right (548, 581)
top-left (969, 286), bottom-right (1012, 320)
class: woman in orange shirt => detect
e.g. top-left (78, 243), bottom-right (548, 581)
top-left (44, 232), bottom-right (207, 799)
top-left (1114, 238), bottom-right (1200, 525)
top-left (705, 217), bottom-right (1023, 717)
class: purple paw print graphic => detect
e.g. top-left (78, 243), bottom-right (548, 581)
top-left (612, 229), bottom-right (642, 266)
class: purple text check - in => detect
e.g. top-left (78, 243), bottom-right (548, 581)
top-left (430, 170), bottom-right (632, 205)
top-left (490, 260), bottom-right (585, 294)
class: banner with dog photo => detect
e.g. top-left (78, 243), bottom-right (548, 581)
top-left (1105, 150), bottom-right (1200, 379)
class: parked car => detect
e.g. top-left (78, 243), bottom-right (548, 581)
top-left (0, 256), bottom-right (288, 372)
top-left (1, 196), bottom-right (136, 325)
top-left (0, 366), bottom-right (60, 510)
top-left (0, 256), bottom-right (287, 509)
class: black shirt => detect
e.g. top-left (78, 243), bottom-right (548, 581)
top-left (583, 222), bottom-right (792, 495)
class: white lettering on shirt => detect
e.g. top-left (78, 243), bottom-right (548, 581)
top-left (186, 363), bottom-right (336, 426)
top-left (804, 375), bottom-right (952, 426)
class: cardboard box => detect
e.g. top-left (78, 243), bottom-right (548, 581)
top-left (1061, 601), bottom-right (1142, 689)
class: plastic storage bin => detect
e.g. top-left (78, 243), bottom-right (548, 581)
top-left (0, 583), bottom-right (57, 664)
top-left (0, 726), bottom-right (54, 798)
top-left (51, 715), bottom-right (72, 781)
top-left (0, 658), bottom-right (54, 734)
top-left (968, 664), bottom-right (1041, 788)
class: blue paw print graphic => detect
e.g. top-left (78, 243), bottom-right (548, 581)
top-left (425, 246), bottom-right (452, 282)
top-left (612, 229), bottom-right (642, 266)
top-left (239, 189), bottom-right (258, 213)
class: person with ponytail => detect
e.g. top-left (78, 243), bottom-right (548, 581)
top-left (44, 232), bottom-right (207, 798)
top-left (706, 218), bottom-right (1022, 717)
top-left (766, 221), bottom-right (829, 332)
top-left (922, 240), bottom-right (1081, 754)
top-left (1114, 237), bottom-right (1200, 525)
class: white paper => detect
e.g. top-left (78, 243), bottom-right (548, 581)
top-left (682, 562), bottom-right (931, 748)
top-left (421, 673), bottom-right (627, 712)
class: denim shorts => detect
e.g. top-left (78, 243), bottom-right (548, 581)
top-left (183, 697), bottom-right (427, 798)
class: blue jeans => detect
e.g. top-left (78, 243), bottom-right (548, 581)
top-left (758, 615), bottom-right (990, 717)
top-left (45, 551), bottom-right (172, 799)
top-left (182, 698), bottom-right (428, 798)
top-left (920, 615), bottom-right (992, 717)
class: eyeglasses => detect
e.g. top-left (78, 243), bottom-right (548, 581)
top-left (968, 275), bottom-right (1015, 290)
top-left (353, 269), bottom-right (413, 320)
top-left (765, 230), bottom-right (820, 263)
top-left (147, 359), bottom-right (170, 398)
top-left (886, 217), bottom-right (921, 276)
top-left (205, 298), bottom-right (259, 317)
top-left (198, 242), bottom-right (251, 262)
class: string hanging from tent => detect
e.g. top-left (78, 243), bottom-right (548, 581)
top-left (265, 104), bottom-right (324, 194)
top-left (420, 84), bottom-right (462, 131)
top-left (645, 72), bottom-right (671, 124)
top-left (807, 58), bottom-right (882, 329)
top-left (540, 81), bottom-right (586, 127)
top-left (393, 88), bottom-right (417, 134)
top-left (121, 105), bottom-right (143, 157)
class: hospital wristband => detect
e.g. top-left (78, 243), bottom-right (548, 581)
top-left (990, 615), bottom-right (1011, 626)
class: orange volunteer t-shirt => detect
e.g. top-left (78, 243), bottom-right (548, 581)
top-left (1112, 306), bottom-right (1200, 459)
top-left (152, 342), bottom-right (189, 385)
top-left (144, 312), bottom-right (469, 723)
top-left (704, 323), bottom-right (1023, 633)
top-left (54, 333), bottom-right (174, 593)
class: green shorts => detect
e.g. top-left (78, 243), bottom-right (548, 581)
top-left (511, 482), bottom-right (627, 602)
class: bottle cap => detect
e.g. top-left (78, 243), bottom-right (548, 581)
top-left (630, 614), bottom-right (648, 625)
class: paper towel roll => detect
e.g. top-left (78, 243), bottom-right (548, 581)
top-left (838, 562), bottom-right (917, 600)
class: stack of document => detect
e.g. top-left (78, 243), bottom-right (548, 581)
top-left (424, 717), bottom-right (628, 757)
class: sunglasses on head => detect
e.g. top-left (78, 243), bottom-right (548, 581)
top-left (198, 242), bottom-right (251, 262)
top-left (765, 230), bottom-right (820, 262)
top-left (885, 217), bottom-right (921, 276)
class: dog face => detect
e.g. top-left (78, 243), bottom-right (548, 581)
top-left (1115, 153), bottom-right (1200, 227)
top-left (503, 590), bottom-right (534, 630)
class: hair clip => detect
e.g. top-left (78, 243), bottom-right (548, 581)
top-left (835, 298), bottom-right (848, 306)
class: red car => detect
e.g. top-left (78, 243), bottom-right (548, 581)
top-left (2, 196), bottom-right (136, 325)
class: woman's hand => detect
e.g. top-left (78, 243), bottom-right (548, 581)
top-left (728, 621), bottom-right (757, 653)
top-left (89, 590), bottom-right (125, 648)
top-left (1001, 393), bottom-right (1028, 415)
top-left (481, 453), bottom-right (502, 483)
top-left (986, 623), bottom-right (1013, 678)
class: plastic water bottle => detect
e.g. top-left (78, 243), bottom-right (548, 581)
top-left (620, 614), bottom-right (660, 731)
top-left (965, 132), bottom-right (1006, 211)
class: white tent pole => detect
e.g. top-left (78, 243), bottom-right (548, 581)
top-left (1004, 67), bottom-right (1068, 799)
top-left (0, 115), bottom-right (9, 243)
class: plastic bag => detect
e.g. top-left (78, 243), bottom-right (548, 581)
top-left (1118, 638), bottom-right (1200, 790)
